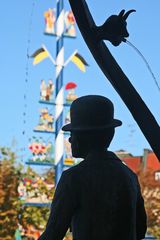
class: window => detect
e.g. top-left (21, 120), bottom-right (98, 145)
top-left (155, 171), bottom-right (160, 181)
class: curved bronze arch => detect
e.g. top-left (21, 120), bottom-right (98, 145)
top-left (68, 0), bottom-right (160, 161)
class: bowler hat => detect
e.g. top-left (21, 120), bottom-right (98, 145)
top-left (62, 95), bottom-right (122, 132)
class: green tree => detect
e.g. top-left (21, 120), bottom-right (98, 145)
top-left (21, 206), bottom-right (50, 230)
top-left (0, 146), bottom-right (71, 239)
top-left (0, 147), bottom-right (20, 240)
top-left (19, 167), bottom-right (55, 236)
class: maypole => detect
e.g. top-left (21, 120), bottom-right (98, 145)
top-left (28, 1), bottom-right (88, 189)
top-left (55, 0), bottom-right (64, 185)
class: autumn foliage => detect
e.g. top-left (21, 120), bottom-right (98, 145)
top-left (137, 169), bottom-right (160, 239)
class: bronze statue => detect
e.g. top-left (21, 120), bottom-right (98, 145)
top-left (38, 95), bottom-right (147, 240)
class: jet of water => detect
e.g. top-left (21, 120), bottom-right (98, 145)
top-left (125, 39), bottom-right (160, 92)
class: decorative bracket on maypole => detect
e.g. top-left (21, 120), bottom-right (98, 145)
top-left (68, 0), bottom-right (160, 161)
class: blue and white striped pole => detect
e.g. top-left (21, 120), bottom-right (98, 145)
top-left (55, 0), bottom-right (64, 186)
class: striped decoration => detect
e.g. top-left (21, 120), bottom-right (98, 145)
top-left (55, 0), bottom-right (65, 186)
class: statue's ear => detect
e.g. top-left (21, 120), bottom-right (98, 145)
top-left (118, 9), bottom-right (125, 18)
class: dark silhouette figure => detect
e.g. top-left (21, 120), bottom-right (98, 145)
top-left (95, 9), bottom-right (135, 46)
top-left (38, 95), bottom-right (147, 240)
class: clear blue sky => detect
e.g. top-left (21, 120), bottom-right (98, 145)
top-left (1, 0), bottom-right (160, 159)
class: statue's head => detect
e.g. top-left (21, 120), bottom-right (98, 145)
top-left (62, 95), bottom-right (122, 158)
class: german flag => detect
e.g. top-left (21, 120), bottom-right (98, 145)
top-left (71, 52), bottom-right (89, 72)
top-left (31, 47), bottom-right (49, 65)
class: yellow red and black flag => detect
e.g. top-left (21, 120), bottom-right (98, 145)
top-left (31, 47), bottom-right (49, 65)
top-left (71, 52), bottom-right (89, 72)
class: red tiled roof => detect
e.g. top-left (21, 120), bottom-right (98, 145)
top-left (146, 152), bottom-right (160, 171)
top-left (121, 157), bottom-right (142, 173)
top-left (119, 151), bottom-right (160, 173)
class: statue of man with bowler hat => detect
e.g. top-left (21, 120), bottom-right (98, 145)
top-left (38, 95), bottom-right (147, 240)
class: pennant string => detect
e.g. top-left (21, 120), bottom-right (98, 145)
top-left (22, 0), bottom-right (36, 160)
